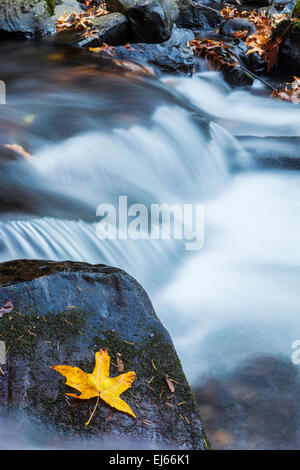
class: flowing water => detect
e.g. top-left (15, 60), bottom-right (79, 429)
top-left (1, 40), bottom-right (300, 449)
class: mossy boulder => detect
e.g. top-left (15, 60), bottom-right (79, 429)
top-left (0, 0), bottom-right (82, 37)
top-left (0, 260), bottom-right (208, 449)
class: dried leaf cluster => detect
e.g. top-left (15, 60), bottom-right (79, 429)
top-left (56, 1), bottom-right (108, 34)
top-left (221, 6), bottom-right (288, 72)
top-left (272, 76), bottom-right (300, 104)
top-left (188, 38), bottom-right (238, 71)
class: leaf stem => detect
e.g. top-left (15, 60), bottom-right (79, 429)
top-left (85, 395), bottom-right (100, 426)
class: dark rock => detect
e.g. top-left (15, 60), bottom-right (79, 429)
top-left (101, 26), bottom-right (195, 74)
top-left (55, 12), bottom-right (129, 47)
top-left (219, 19), bottom-right (256, 37)
top-left (176, 0), bottom-right (222, 30)
top-left (276, 20), bottom-right (300, 74)
top-left (106, 0), bottom-right (178, 43)
top-left (243, 50), bottom-right (266, 74)
top-left (233, 39), bottom-right (266, 74)
top-left (0, 260), bottom-right (208, 449)
top-left (221, 65), bottom-right (254, 88)
top-left (272, 0), bottom-right (293, 7)
top-left (241, 0), bottom-right (272, 5)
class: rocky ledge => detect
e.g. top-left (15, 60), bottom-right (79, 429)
top-left (0, 260), bottom-right (209, 449)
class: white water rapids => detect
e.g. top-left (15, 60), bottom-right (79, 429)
top-left (1, 44), bottom-right (300, 448)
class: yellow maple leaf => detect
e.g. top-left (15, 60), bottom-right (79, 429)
top-left (51, 349), bottom-right (136, 424)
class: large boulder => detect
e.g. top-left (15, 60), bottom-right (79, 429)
top-left (175, 0), bottom-right (222, 30)
top-left (108, 26), bottom-right (195, 74)
top-left (0, 260), bottom-right (208, 449)
top-left (55, 12), bottom-right (129, 47)
top-left (106, 0), bottom-right (178, 43)
top-left (0, 0), bottom-right (82, 37)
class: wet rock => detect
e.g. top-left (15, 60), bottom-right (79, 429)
top-left (55, 12), bottom-right (129, 47)
top-left (219, 19), bottom-right (256, 37)
top-left (0, 0), bottom-right (54, 36)
top-left (234, 39), bottom-right (266, 74)
top-left (0, 260), bottom-right (208, 449)
top-left (176, 0), bottom-right (222, 30)
top-left (272, 0), bottom-right (293, 7)
top-left (276, 20), bottom-right (300, 74)
top-left (106, 0), bottom-right (178, 43)
top-left (258, 6), bottom-right (279, 16)
top-left (0, 1), bottom-right (84, 37)
top-left (100, 26), bottom-right (195, 74)
top-left (221, 65), bottom-right (254, 88)
top-left (241, 0), bottom-right (272, 5)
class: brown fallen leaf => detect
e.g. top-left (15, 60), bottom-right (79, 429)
top-left (165, 375), bottom-right (175, 393)
top-left (116, 353), bottom-right (124, 373)
top-left (89, 43), bottom-right (116, 56)
top-left (0, 301), bottom-right (14, 318)
top-left (112, 59), bottom-right (156, 77)
top-left (3, 144), bottom-right (32, 160)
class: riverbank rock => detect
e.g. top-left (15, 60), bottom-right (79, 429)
top-left (0, 260), bottom-right (208, 449)
top-left (103, 26), bottom-right (195, 74)
top-left (175, 0), bottom-right (222, 30)
top-left (106, 0), bottom-right (178, 43)
top-left (0, 0), bottom-right (83, 37)
top-left (219, 18), bottom-right (256, 37)
top-left (275, 20), bottom-right (300, 74)
top-left (55, 12), bottom-right (129, 47)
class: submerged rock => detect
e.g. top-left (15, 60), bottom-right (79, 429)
top-left (55, 12), bottom-right (129, 47)
top-left (106, 0), bottom-right (178, 43)
top-left (194, 356), bottom-right (300, 449)
top-left (0, 260), bottom-right (208, 449)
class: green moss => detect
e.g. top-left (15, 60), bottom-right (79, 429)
top-left (0, 309), bottom-right (86, 360)
top-left (44, 0), bottom-right (56, 16)
top-left (293, 0), bottom-right (300, 18)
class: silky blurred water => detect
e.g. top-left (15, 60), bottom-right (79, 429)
top-left (0, 41), bottom-right (300, 449)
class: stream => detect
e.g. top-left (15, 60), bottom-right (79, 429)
top-left (1, 39), bottom-right (300, 449)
